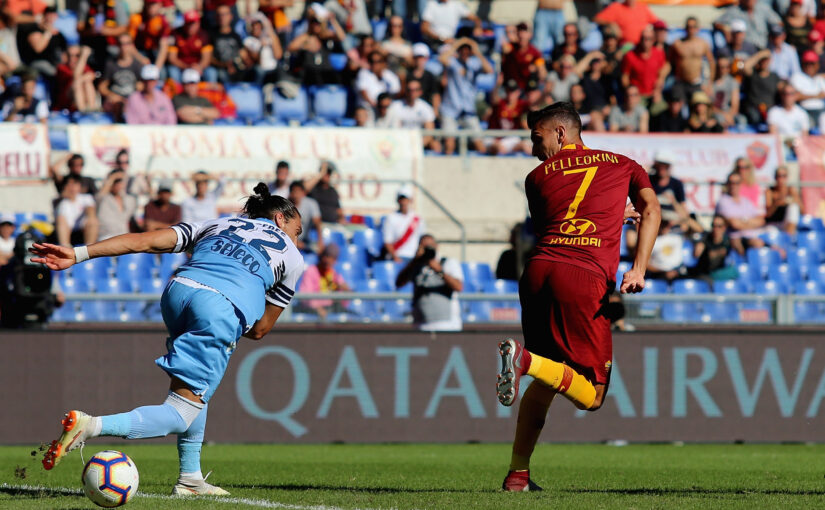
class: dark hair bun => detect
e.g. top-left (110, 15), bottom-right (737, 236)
top-left (253, 182), bottom-right (270, 197)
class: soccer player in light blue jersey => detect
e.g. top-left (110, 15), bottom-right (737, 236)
top-left (33, 183), bottom-right (304, 497)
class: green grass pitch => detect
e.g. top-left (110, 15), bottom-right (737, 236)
top-left (1, 443), bottom-right (824, 509)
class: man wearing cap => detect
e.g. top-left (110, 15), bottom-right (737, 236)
top-left (767, 24), bottom-right (801, 80)
top-left (144, 182), bottom-right (182, 231)
top-left (407, 43), bottom-right (441, 112)
top-left (167, 10), bottom-right (216, 83)
top-left (385, 78), bottom-right (442, 152)
top-left (790, 49), bottom-right (825, 123)
top-left (741, 49), bottom-right (781, 124)
top-left (501, 22), bottom-right (546, 94)
top-left (652, 20), bottom-right (670, 54)
top-left (808, 29), bottom-right (825, 68)
top-left (382, 186), bottom-right (426, 262)
top-left (715, 0), bottom-right (782, 49)
top-left (124, 64), bottom-right (177, 124)
top-left (669, 17), bottom-right (715, 100)
top-left (268, 161), bottom-right (291, 198)
top-left (0, 216), bottom-right (16, 266)
top-left (173, 69), bottom-right (220, 125)
top-left (98, 34), bottom-right (149, 120)
top-left (727, 19), bottom-right (757, 63)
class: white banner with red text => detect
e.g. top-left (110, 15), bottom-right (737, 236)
top-left (0, 122), bottom-right (49, 179)
top-left (582, 133), bottom-right (784, 215)
top-left (66, 125), bottom-right (423, 214)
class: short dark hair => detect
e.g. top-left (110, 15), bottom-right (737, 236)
top-left (289, 180), bottom-right (305, 192)
top-left (244, 182), bottom-right (300, 221)
top-left (68, 154), bottom-right (84, 166)
top-left (115, 149), bottom-right (129, 162)
top-left (64, 173), bottom-right (83, 185)
top-left (276, 160), bottom-right (289, 170)
top-left (527, 102), bottom-right (582, 135)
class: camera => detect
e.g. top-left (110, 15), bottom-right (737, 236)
top-left (421, 246), bottom-right (436, 262)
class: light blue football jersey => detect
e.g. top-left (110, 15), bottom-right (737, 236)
top-left (170, 217), bottom-right (304, 328)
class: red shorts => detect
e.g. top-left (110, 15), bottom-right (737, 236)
top-left (519, 259), bottom-right (613, 385)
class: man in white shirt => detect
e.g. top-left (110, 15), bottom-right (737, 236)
top-left (181, 171), bottom-right (225, 224)
top-left (268, 161), bottom-right (290, 198)
top-left (790, 50), bottom-right (825, 122)
top-left (56, 174), bottom-right (99, 247)
top-left (646, 222), bottom-right (686, 281)
top-left (288, 180), bottom-right (325, 253)
top-left (421, 0), bottom-right (481, 46)
top-left (356, 51), bottom-right (401, 111)
top-left (767, 84), bottom-right (811, 136)
top-left (382, 186), bottom-right (426, 262)
top-left (385, 78), bottom-right (442, 152)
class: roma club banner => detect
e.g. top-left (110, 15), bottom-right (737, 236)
top-left (67, 125), bottom-right (423, 213)
top-left (4, 326), bottom-right (825, 443)
top-left (0, 122), bottom-right (49, 179)
top-left (584, 133), bottom-right (783, 214)
top-left (796, 136), bottom-right (825, 219)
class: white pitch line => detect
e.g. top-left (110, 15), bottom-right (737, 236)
top-left (0, 483), bottom-right (395, 510)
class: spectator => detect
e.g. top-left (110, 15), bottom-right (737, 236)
top-left (0, 10), bottom-right (19, 75)
top-left (784, 0), bottom-right (811, 53)
top-left (385, 78), bottom-right (442, 152)
top-left (569, 82), bottom-right (605, 131)
top-left (143, 181), bottom-right (182, 231)
top-left (578, 51), bottom-right (612, 130)
top-left (609, 85), bottom-right (648, 132)
top-left (382, 185), bottom-right (426, 262)
top-left (407, 43), bottom-right (441, 112)
top-left (652, 20), bottom-right (670, 54)
top-left (733, 157), bottom-right (763, 208)
top-left (691, 215), bottom-right (739, 283)
top-left (501, 22), bottom-right (546, 97)
top-left (766, 166), bottom-right (803, 234)
top-left (646, 221), bottom-right (687, 282)
top-left (181, 171), bottom-right (224, 224)
top-left (167, 11), bottom-right (216, 83)
top-left (395, 234), bottom-right (464, 332)
top-left (198, 0), bottom-right (241, 30)
top-left (0, 216), bottom-right (15, 266)
top-left (210, 4), bottom-right (247, 83)
top-left (551, 22), bottom-right (586, 62)
top-left (297, 243), bottom-right (350, 319)
top-left (374, 91), bottom-right (394, 127)
top-left (495, 223), bottom-right (530, 281)
top-left (687, 90), bottom-right (724, 132)
top-left (305, 161), bottom-right (344, 224)
top-left (325, 0), bottom-right (371, 41)
top-left (594, 0), bottom-right (661, 46)
top-left (95, 170), bottom-right (137, 241)
top-left (172, 69), bottom-right (221, 125)
top-left (727, 20), bottom-right (757, 82)
top-left (715, 171), bottom-right (767, 255)
top-left (286, 5), bottom-right (346, 86)
top-left (601, 27), bottom-right (625, 86)
top-left (77, 0), bottom-right (130, 71)
top-left (420, 0), bottom-right (481, 47)
top-left (651, 89), bottom-right (688, 132)
top-left (268, 161), bottom-right (290, 197)
top-left (124, 64), bottom-right (177, 125)
top-left (1, 75), bottom-right (48, 123)
top-left (768, 24), bottom-right (801, 80)
top-left (54, 45), bottom-right (97, 112)
top-left (767, 83), bottom-right (811, 135)
top-left (111, 148), bottom-right (151, 198)
top-left (439, 37), bottom-right (493, 154)
top-left (129, 0), bottom-right (172, 64)
top-left (715, 0), bottom-right (782, 50)
top-left (712, 53), bottom-right (742, 128)
top-left (98, 34), bottom-right (149, 121)
top-left (243, 13), bottom-right (283, 85)
top-left (49, 154), bottom-right (98, 196)
top-left (790, 50), bottom-right (825, 124)
top-left (809, 29), bottom-right (825, 69)
top-left (669, 17), bottom-right (715, 101)
top-left (621, 24), bottom-right (669, 103)
top-left (288, 180), bottom-right (324, 253)
top-left (354, 105), bottom-right (371, 126)
top-left (17, 5), bottom-right (65, 78)
top-left (486, 79), bottom-right (530, 154)
top-left (356, 50), bottom-right (401, 112)
top-left (649, 149), bottom-right (702, 233)
top-left (741, 49), bottom-right (781, 124)
top-left (55, 174), bottom-right (99, 247)
top-left (533, 0), bottom-right (566, 53)
top-left (545, 54), bottom-right (579, 103)
top-left (257, 0), bottom-right (295, 42)
top-left (346, 33), bottom-right (376, 71)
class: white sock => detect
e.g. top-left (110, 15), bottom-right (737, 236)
top-left (180, 470), bottom-right (203, 481)
top-left (91, 416), bottom-right (102, 437)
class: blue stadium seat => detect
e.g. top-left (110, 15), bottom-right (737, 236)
top-left (797, 231), bottom-right (825, 253)
top-left (464, 301), bottom-right (491, 322)
top-left (329, 53), bottom-right (348, 71)
top-left (794, 280), bottom-right (825, 323)
top-left (328, 230), bottom-right (347, 250)
top-left (67, 257), bottom-right (111, 281)
top-left (343, 244), bottom-right (369, 270)
top-left (52, 302), bottom-right (80, 322)
top-left (798, 215), bottom-right (825, 231)
top-left (335, 261), bottom-right (366, 284)
top-left (760, 229), bottom-right (793, 250)
top-left (352, 228), bottom-right (384, 258)
top-left (708, 280), bottom-right (747, 323)
top-left (272, 87), bottom-right (309, 123)
top-left (81, 301), bottom-right (118, 321)
top-left (55, 11), bottom-right (80, 45)
top-left (661, 302), bottom-right (702, 323)
top-left (302, 118), bottom-right (335, 127)
top-left (755, 280), bottom-right (787, 295)
top-left (681, 239), bottom-right (697, 267)
top-left (253, 116), bottom-right (288, 126)
top-left (788, 247), bottom-right (819, 267)
top-left (767, 263), bottom-right (801, 288)
top-left (96, 276), bottom-right (134, 294)
top-left (713, 280), bottom-right (746, 294)
top-left (60, 277), bottom-right (91, 294)
top-left (213, 117), bottom-right (246, 126)
top-left (746, 248), bottom-right (782, 278)
top-left (371, 261), bottom-right (400, 286)
top-left (115, 253), bottom-right (155, 282)
top-left (226, 83), bottom-right (264, 123)
top-left (159, 252), bottom-right (187, 281)
top-left (475, 71), bottom-right (497, 93)
top-left (48, 112), bottom-right (71, 150)
top-left (462, 262), bottom-right (494, 290)
top-left (352, 279), bottom-right (392, 319)
top-left (484, 279), bottom-right (519, 294)
top-left (74, 112), bottom-right (113, 124)
top-left (672, 279), bottom-right (710, 294)
top-left (311, 85), bottom-right (348, 123)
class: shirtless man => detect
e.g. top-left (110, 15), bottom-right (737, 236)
top-left (669, 17), bottom-right (715, 100)
top-left (534, 0), bottom-right (566, 53)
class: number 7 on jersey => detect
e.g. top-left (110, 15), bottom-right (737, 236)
top-left (562, 166), bottom-right (598, 219)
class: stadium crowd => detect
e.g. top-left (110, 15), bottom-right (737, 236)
top-left (2, 0), bottom-right (825, 151)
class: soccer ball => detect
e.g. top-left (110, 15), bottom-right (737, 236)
top-left (81, 450), bottom-right (139, 508)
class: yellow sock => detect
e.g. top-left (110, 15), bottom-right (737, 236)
top-left (526, 352), bottom-right (596, 410)
top-left (510, 381), bottom-right (556, 471)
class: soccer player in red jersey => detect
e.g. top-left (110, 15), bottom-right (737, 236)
top-left (497, 102), bottom-right (662, 491)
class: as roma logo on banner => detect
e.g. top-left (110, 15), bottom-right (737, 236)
top-left (746, 141), bottom-right (769, 169)
top-left (19, 124), bottom-right (37, 144)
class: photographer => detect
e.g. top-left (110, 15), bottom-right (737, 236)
top-left (396, 234), bottom-right (464, 332)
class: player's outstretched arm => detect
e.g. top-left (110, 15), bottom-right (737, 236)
top-left (244, 303), bottom-right (284, 340)
top-left (621, 188), bottom-right (661, 294)
top-left (30, 228), bottom-right (179, 270)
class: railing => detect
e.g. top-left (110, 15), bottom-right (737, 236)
top-left (55, 292), bottom-right (825, 326)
